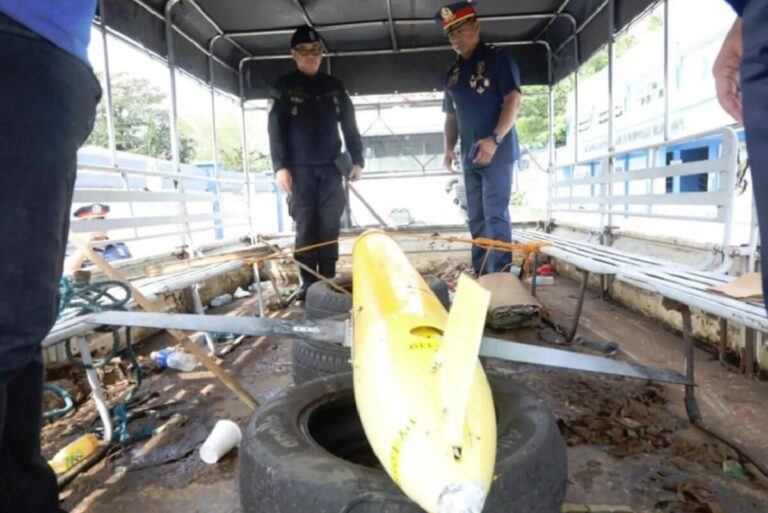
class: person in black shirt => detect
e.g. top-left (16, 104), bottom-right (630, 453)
top-left (268, 26), bottom-right (364, 299)
top-left (714, 0), bottom-right (767, 312)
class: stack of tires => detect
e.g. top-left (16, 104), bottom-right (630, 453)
top-left (237, 273), bottom-right (568, 513)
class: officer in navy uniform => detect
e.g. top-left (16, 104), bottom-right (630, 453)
top-left (714, 0), bottom-right (768, 313)
top-left (64, 203), bottom-right (133, 273)
top-left (436, 2), bottom-right (523, 276)
top-left (268, 26), bottom-right (364, 299)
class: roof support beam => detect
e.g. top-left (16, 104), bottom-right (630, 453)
top-left (239, 39), bottom-right (550, 62)
top-left (532, 0), bottom-right (574, 41)
top-left (386, 0), bottom-right (398, 50)
top-left (555, 0), bottom-right (611, 54)
top-left (225, 13), bottom-right (557, 39)
top-left (129, 0), bottom-right (237, 73)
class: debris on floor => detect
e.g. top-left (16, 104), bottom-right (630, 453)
top-left (561, 504), bottom-right (634, 513)
top-left (657, 481), bottom-right (724, 513)
top-left (39, 267), bottom-right (768, 513)
top-left (555, 380), bottom-right (678, 457)
top-left (431, 259), bottom-right (474, 287)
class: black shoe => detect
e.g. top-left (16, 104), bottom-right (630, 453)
top-left (318, 260), bottom-right (337, 279)
top-left (295, 284), bottom-right (309, 301)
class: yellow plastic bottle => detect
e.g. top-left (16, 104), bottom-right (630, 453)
top-left (48, 433), bottom-right (99, 475)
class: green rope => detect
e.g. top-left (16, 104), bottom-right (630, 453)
top-left (43, 383), bottom-right (74, 419)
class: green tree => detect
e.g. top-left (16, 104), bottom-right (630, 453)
top-left (516, 84), bottom-right (569, 149)
top-left (220, 146), bottom-right (271, 173)
top-left (87, 73), bottom-right (196, 163)
top-left (516, 34), bottom-right (637, 150)
top-left (179, 113), bottom-right (271, 173)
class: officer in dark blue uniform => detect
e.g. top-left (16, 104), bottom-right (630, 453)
top-left (65, 203), bottom-right (133, 273)
top-left (436, 2), bottom-right (523, 275)
top-left (268, 26), bottom-right (364, 299)
top-left (715, 0), bottom-right (768, 313)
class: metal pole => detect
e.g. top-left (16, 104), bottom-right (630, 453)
top-left (681, 307), bottom-right (696, 410)
top-left (242, 39), bottom-right (548, 61)
top-left (130, 0), bottom-right (238, 73)
top-left (547, 37), bottom-right (554, 168)
top-left (238, 70), bottom-right (256, 243)
top-left (98, 2), bottom-right (140, 240)
top-left (548, 96), bottom-right (555, 170)
top-left (97, 3), bottom-right (117, 164)
top-left (574, 47), bottom-right (579, 164)
top-left (567, 270), bottom-right (591, 342)
top-left (606, 0), bottom-right (615, 233)
top-left (225, 13), bottom-right (558, 40)
top-left (555, 0), bottom-right (611, 54)
top-left (78, 337), bottom-right (113, 443)
top-left (385, 0), bottom-right (398, 50)
top-left (209, 36), bottom-right (224, 241)
top-left (663, 0), bottom-right (670, 141)
top-left (209, 36), bottom-right (222, 176)
top-left (164, 0), bottom-right (197, 253)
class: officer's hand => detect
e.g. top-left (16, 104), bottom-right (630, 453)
top-left (276, 168), bottom-right (293, 194)
top-left (444, 150), bottom-right (459, 173)
top-left (473, 137), bottom-right (498, 166)
top-left (349, 165), bottom-right (363, 182)
top-left (713, 19), bottom-right (744, 125)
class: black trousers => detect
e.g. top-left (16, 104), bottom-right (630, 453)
top-left (289, 164), bottom-right (346, 286)
top-left (0, 13), bottom-right (100, 513)
top-left (741, 0), bottom-right (768, 312)
top-left (0, 359), bottom-right (60, 513)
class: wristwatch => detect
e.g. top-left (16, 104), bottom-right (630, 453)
top-left (491, 131), bottom-right (503, 145)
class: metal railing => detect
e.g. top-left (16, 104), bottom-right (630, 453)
top-left (548, 127), bottom-right (740, 250)
top-left (69, 151), bottom-right (258, 257)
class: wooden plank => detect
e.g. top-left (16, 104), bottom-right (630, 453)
top-left (143, 245), bottom-right (278, 276)
top-left (69, 231), bottom-right (259, 411)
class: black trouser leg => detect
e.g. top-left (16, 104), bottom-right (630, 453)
top-left (0, 14), bottom-right (100, 513)
top-left (291, 167), bottom-right (320, 289)
top-left (315, 164), bottom-right (346, 278)
top-left (0, 359), bottom-right (60, 513)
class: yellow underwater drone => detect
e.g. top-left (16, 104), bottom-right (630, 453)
top-left (352, 230), bottom-right (496, 513)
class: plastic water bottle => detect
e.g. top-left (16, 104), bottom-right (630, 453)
top-left (150, 349), bottom-right (199, 372)
top-left (210, 293), bottom-right (233, 308)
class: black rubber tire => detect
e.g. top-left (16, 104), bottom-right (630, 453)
top-left (291, 338), bottom-right (352, 386)
top-left (239, 372), bottom-right (567, 513)
top-left (294, 274), bottom-right (451, 385)
top-left (305, 274), bottom-right (450, 320)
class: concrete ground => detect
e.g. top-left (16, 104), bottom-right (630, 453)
top-left (47, 273), bottom-right (768, 513)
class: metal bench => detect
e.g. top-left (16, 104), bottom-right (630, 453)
top-left (512, 126), bottom-right (766, 378)
top-left (42, 259), bottom-right (250, 441)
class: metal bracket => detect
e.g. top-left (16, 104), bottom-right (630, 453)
top-left (480, 336), bottom-right (690, 385)
top-left (84, 310), bottom-right (690, 386)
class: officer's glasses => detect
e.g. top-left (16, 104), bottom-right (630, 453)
top-left (294, 45), bottom-right (323, 56)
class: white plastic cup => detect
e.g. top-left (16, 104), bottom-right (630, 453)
top-left (199, 420), bottom-right (242, 464)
